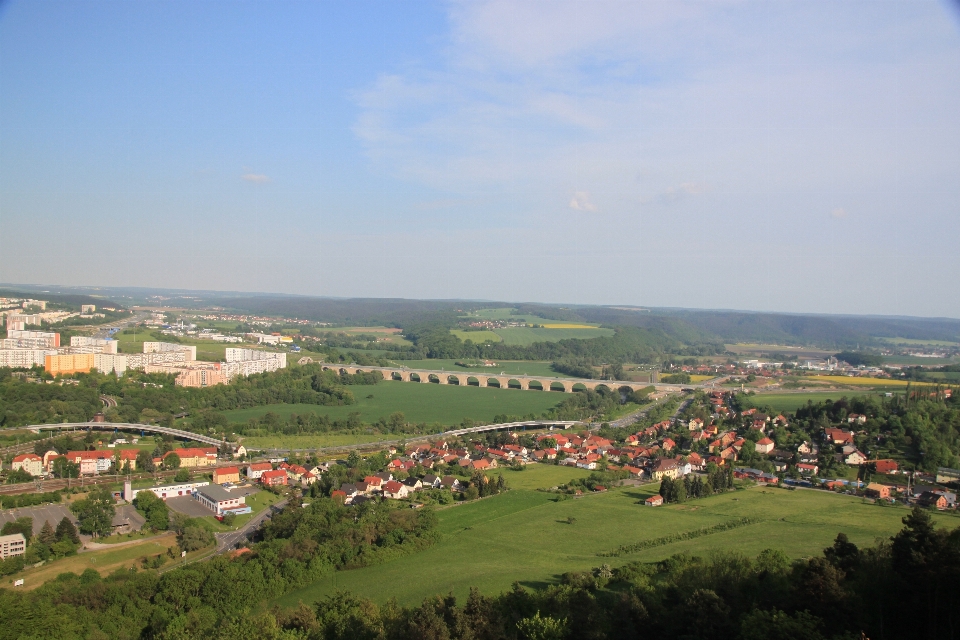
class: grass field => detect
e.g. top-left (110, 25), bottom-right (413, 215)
top-left (496, 464), bottom-right (591, 490)
top-left (276, 482), bottom-right (955, 608)
top-left (749, 392), bottom-right (885, 412)
top-left (450, 330), bottom-right (502, 343)
top-left (242, 433), bottom-right (399, 450)
top-left (8, 533), bottom-right (179, 590)
top-left (221, 382), bottom-right (566, 426)
top-left (113, 330), bottom-right (238, 362)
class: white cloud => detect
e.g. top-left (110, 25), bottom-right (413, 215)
top-left (569, 191), bottom-right (598, 212)
top-left (241, 173), bottom-right (271, 184)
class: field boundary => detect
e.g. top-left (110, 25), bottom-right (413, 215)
top-left (597, 516), bottom-right (763, 557)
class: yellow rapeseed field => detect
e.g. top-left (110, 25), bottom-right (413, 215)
top-left (805, 375), bottom-right (933, 387)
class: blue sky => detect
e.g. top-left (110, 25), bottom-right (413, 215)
top-left (2, 0), bottom-right (959, 317)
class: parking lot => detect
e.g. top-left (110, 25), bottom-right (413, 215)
top-left (0, 503), bottom-right (145, 536)
top-left (0, 504), bottom-right (76, 535)
top-left (165, 495), bottom-right (214, 517)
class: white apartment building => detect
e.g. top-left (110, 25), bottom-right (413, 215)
top-left (70, 336), bottom-right (118, 353)
top-left (222, 348), bottom-right (287, 378)
top-left (226, 348), bottom-right (286, 363)
top-left (0, 348), bottom-right (56, 368)
top-left (0, 533), bottom-right (26, 559)
top-left (5, 329), bottom-right (60, 348)
top-left (143, 341), bottom-right (197, 361)
top-left (126, 351), bottom-right (191, 369)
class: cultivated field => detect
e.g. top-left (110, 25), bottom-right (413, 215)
top-left (276, 479), bottom-right (956, 608)
top-left (242, 433), bottom-right (399, 451)
top-left (221, 381), bottom-right (566, 427)
top-left (450, 330), bottom-right (502, 343)
top-left (748, 391), bottom-right (885, 412)
top-left (495, 327), bottom-right (614, 346)
top-left (803, 375), bottom-right (928, 387)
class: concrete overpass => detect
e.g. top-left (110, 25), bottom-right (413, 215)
top-left (323, 365), bottom-right (699, 394)
top-left (14, 422), bottom-right (222, 446)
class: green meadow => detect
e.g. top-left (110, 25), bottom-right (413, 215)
top-left (749, 391), bottom-right (886, 412)
top-left (277, 473), bottom-right (955, 608)
top-left (450, 330), bottom-right (502, 343)
top-left (495, 326), bottom-right (614, 346)
top-left (221, 381), bottom-right (566, 426)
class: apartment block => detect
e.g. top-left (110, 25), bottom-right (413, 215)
top-left (143, 341), bottom-right (197, 361)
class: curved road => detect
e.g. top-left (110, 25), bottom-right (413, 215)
top-left (216, 498), bottom-right (288, 553)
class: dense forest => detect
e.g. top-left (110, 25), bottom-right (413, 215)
top-left (0, 366), bottom-right (377, 429)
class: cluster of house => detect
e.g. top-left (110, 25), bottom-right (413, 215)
top-left (333, 471), bottom-right (465, 504)
top-left (245, 461), bottom-right (323, 487)
top-left (10, 446), bottom-right (218, 478)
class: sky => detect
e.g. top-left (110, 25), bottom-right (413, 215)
top-left (1, 0), bottom-right (959, 317)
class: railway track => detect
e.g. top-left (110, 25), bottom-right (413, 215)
top-left (0, 461), bottom-right (246, 496)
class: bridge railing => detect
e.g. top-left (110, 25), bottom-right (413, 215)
top-left (8, 422), bottom-right (222, 446)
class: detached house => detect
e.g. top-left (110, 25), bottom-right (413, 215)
top-left (755, 437), bottom-right (775, 455)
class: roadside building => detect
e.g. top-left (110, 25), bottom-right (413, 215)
top-left (0, 533), bottom-right (26, 559)
top-left (213, 467), bottom-right (241, 484)
top-left (194, 484), bottom-right (248, 516)
top-left (865, 483), bottom-right (891, 500)
top-left (917, 491), bottom-right (948, 509)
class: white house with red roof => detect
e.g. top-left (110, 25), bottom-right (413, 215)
top-left (11, 453), bottom-right (43, 476)
top-left (755, 437), bottom-right (775, 454)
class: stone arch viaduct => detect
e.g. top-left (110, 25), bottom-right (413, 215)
top-left (322, 365), bottom-right (701, 394)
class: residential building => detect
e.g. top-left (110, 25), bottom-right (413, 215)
top-left (0, 533), bottom-right (26, 559)
top-left (0, 348), bottom-right (56, 368)
top-left (651, 458), bottom-right (680, 481)
top-left (45, 353), bottom-right (95, 376)
top-left (645, 495), bottom-right (664, 506)
top-left (213, 467), bottom-right (241, 484)
top-left (865, 483), bottom-right (891, 500)
top-left (144, 362), bottom-right (228, 387)
top-left (6, 329), bottom-right (60, 348)
top-left (143, 341), bottom-right (198, 361)
top-left (246, 462), bottom-right (273, 479)
top-left (126, 351), bottom-right (191, 369)
top-left (69, 336), bottom-right (118, 353)
top-left (382, 480), bottom-right (410, 499)
top-left (755, 437), bottom-right (775, 454)
top-left (874, 459), bottom-right (899, 475)
top-left (917, 491), bottom-right (948, 509)
top-left (261, 469), bottom-right (288, 486)
top-left (168, 447), bottom-right (218, 468)
top-left (11, 453), bottom-right (43, 476)
top-left (194, 484), bottom-right (248, 516)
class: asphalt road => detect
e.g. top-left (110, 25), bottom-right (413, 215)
top-left (216, 498), bottom-right (288, 553)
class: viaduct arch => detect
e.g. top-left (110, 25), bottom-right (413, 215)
top-left (321, 365), bottom-right (697, 394)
